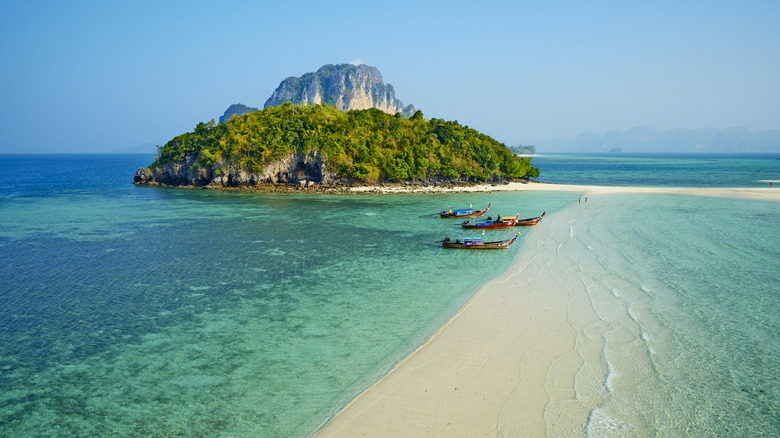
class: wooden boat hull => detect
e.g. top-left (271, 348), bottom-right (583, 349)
top-left (513, 217), bottom-right (542, 226)
top-left (461, 214), bottom-right (519, 229)
top-left (461, 221), bottom-right (516, 229)
top-left (441, 236), bottom-right (518, 249)
top-left (512, 212), bottom-right (546, 226)
top-left (438, 203), bottom-right (491, 218)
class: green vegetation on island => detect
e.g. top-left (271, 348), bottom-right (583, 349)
top-left (510, 145), bottom-right (536, 155)
top-left (149, 103), bottom-right (539, 184)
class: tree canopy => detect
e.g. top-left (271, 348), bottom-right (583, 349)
top-left (151, 103), bottom-right (539, 183)
top-left (510, 145), bottom-right (536, 155)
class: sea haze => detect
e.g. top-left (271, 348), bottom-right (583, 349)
top-left (532, 128), bottom-right (780, 154)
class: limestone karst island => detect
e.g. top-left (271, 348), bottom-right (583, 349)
top-left (134, 64), bottom-right (539, 190)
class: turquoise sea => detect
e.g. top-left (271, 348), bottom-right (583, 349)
top-left (532, 152), bottom-right (780, 187)
top-left (1, 153), bottom-right (778, 436)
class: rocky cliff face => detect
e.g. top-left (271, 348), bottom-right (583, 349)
top-left (217, 64), bottom-right (415, 123)
top-left (263, 64), bottom-right (415, 116)
top-left (134, 151), bottom-right (337, 188)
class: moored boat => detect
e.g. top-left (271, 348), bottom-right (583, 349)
top-left (436, 203), bottom-right (490, 218)
top-left (441, 233), bottom-right (520, 249)
top-left (512, 211), bottom-right (546, 226)
top-left (461, 214), bottom-right (520, 229)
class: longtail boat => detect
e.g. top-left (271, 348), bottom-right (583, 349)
top-left (512, 211), bottom-right (546, 226)
top-left (461, 214), bottom-right (519, 229)
top-left (436, 203), bottom-right (490, 218)
top-left (441, 233), bottom-right (519, 249)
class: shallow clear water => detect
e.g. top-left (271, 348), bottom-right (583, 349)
top-left (0, 154), bottom-right (570, 436)
top-left (539, 194), bottom-right (780, 436)
top-left (1, 153), bottom-right (779, 436)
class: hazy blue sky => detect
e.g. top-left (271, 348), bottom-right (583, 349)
top-left (1, 1), bottom-right (778, 153)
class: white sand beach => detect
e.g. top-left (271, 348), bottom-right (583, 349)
top-left (315, 184), bottom-right (779, 437)
top-left (347, 181), bottom-right (780, 201)
top-left (315, 230), bottom-right (590, 437)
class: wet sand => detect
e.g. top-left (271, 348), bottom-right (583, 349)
top-left (314, 184), bottom-right (779, 437)
top-left (315, 222), bottom-right (585, 437)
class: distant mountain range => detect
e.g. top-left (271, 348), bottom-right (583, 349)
top-left (219, 64), bottom-right (415, 124)
top-left (533, 126), bottom-right (780, 153)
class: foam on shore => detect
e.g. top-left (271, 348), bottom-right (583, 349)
top-left (315, 185), bottom-right (779, 437)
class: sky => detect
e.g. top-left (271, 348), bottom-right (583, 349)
top-left (1, 0), bottom-right (778, 153)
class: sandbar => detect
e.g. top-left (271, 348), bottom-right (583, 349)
top-left (314, 184), bottom-right (778, 437)
top-left (346, 180), bottom-right (780, 201)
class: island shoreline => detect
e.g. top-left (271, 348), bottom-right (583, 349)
top-left (135, 179), bottom-right (780, 200)
top-left (346, 180), bottom-right (780, 200)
